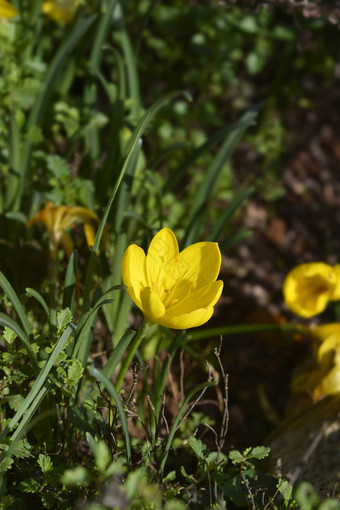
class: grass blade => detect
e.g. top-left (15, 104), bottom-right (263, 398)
top-left (207, 187), bottom-right (254, 242)
top-left (88, 366), bottom-right (131, 466)
top-left (183, 107), bottom-right (259, 247)
top-left (63, 250), bottom-right (79, 313)
top-left (0, 271), bottom-right (33, 341)
top-left (26, 287), bottom-right (51, 325)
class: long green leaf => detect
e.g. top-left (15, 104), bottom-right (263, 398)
top-left (103, 329), bottom-right (136, 378)
top-left (0, 271), bottom-right (33, 343)
top-left (5, 114), bottom-right (21, 211)
top-left (162, 122), bottom-right (247, 194)
top-left (26, 287), bottom-right (51, 325)
top-left (207, 187), bottom-right (254, 242)
top-left (63, 250), bottom-right (79, 313)
top-left (183, 107), bottom-right (259, 247)
top-left (88, 366), bottom-right (131, 466)
top-left (84, 0), bottom-right (117, 159)
top-left (114, 1), bottom-right (141, 119)
top-left (220, 230), bottom-right (252, 251)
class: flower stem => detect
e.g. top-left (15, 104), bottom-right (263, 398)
top-left (115, 320), bottom-right (147, 390)
top-left (186, 322), bottom-right (307, 341)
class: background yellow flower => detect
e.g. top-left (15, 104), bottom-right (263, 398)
top-left (42, 0), bottom-right (80, 22)
top-left (0, 0), bottom-right (18, 18)
top-left (28, 202), bottom-right (100, 260)
top-left (283, 262), bottom-right (340, 318)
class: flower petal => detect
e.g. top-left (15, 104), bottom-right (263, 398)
top-left (140, 287), bottom-right (165, 320)
top-left (60, 231), bottom-right (75, 259)
top-left (331, 264), bottom-right (340, 300)
top-left (174, 242), bottom-right (221, 289)
top-left (83, 223), bottom-right (96, 251)
top-left (121, 244), bottom-right (148, 307)
top-left (157, 307), bottom-right (214, 329)
top-left (166, 280), bottom-right (223, 316)
top-left (0, 0), bottom-right (18, 18)
top-left (146, 228), bottom-right (179, 291)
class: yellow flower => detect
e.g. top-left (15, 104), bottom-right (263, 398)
top-left (121, 228), bottom-right (223, 329)
top-left (0, 0), bottom-right (18, 18)
top-left (42, 0), bottom-right (80, 22)
top-left (291, 324), bottom-right (340, 399)
top-left (28, 202), bottom-right (100, 260)
top-left (283, 262), bottom-right (340, 318)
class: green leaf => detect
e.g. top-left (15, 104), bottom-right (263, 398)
top-left (3, 327), bottom-right (16, 344)
top-left (57, 308), bottom-right (73, 334)
top-left (46, 155), bottom-right (70, 177)
top-left (38, 454), bottom-right (53, 474)
top-left (61, 466), bottom-right (90, 486)
top-left (67, 359), bottom-right (84, 384)
top-left (294, 481), bottom-right (320, 510)
top-left (180, 465), bottom-right (196, 484)
top-left (163, 471), bottom-right (176, 483)
top-left (88, 367), bottom-right (131, 466)
top-left (229, 450), bottom-right (244, 464)
top-left (188, 436), bottom-right (207, 460)
top-left (18, 477), bottom-right (40, 493)
top-left (86, 433), bottom-right (111, 474)
top-left (249, 446), bottom-right (270, 460)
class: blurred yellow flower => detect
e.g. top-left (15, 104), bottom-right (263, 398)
top-left (283, 262), bottom-right (340, 318)
top-left (291, 324), bottom-right (340, 400)
top-left (121, 228), bottom-right (223, 329)
top-left (0, 0), bottom-right (18, 18)
top-left (28, 202), bottom-right (100, 260)
top-left (42, 0), bottom-right (80, 22)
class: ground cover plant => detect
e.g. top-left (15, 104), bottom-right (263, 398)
top-left (1, 1), bottom-right (340, 508)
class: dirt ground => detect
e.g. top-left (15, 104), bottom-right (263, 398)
top-left (214, 89), bottom-right (340, 450)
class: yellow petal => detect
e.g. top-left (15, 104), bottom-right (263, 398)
top-left (166, 280), bottom-right (223, 316)
top-left (313, 323), bottom-right (340, 343)
top-left (83, 223), bottom-right (96, 251)
top-left (283, 262), bottom-right (336, 318)
top-left (146, 228), bottom-right (179, 291)
top-left (140, 287), bottom-right (165, 320)
top-left (68, 206), bottom-right (99, 223)
top-left (121, 244), bottom-right (148, 307)
top-left (0, 0), bottom-right (18, 18)
top-left (158, 307), bottom-right (214, 329)
top-left (315, 366), bottom-right (340, 397)
top-left (60, 231), bottom-right (75, 259)
top-left (175, 242), bottom-right (222, 288)
top-left (331, 264), bottom-right (340, 300)
top-left (42, 0), bottom-right (79, 22)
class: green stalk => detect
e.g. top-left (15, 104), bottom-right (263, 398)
top-left (187, 323), bottom-right (307, 341)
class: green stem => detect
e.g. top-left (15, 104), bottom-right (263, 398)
top-left (186, 323), bottom-right (307, 341)
top-left (115, 320), bottom-right (147, 390)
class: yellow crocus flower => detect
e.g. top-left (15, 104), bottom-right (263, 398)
top-left (283, 262), bottom-right (340, 318)
top-left (291, 324), bottom-right (340, 400)
top-left (28, 202), bottom-right (100, 260)
top-left (0, 0), bottom-right (18, 19)
top-left (42, 0), bottom-right (80, 23)
top-left (121, 228), bottom-right (223, 329)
